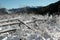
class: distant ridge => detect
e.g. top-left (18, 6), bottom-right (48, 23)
top-left (0, 1), bottom-right (60, 16)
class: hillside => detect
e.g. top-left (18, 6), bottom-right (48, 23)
top-left (0, 1), bottom-right (60, 16)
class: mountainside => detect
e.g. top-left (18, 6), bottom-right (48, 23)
top-left (8, 1), bottom-right (60, 16)
top-left (0, 1), bottom-right (60, 16)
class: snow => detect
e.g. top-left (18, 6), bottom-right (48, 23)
top-left (0, 13), bottom-right (60, 40)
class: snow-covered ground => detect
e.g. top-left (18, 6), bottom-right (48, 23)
top-left (0, 13), bottom-right (60, 40)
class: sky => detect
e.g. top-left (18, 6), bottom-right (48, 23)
top-left (0, 0), bottom-right (58, 9)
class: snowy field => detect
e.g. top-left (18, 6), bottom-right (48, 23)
top-left (0, 13), bottom-right (60, 40)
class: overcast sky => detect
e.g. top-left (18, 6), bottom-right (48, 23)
top-left (0, 0), bottom-right (58, 9)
